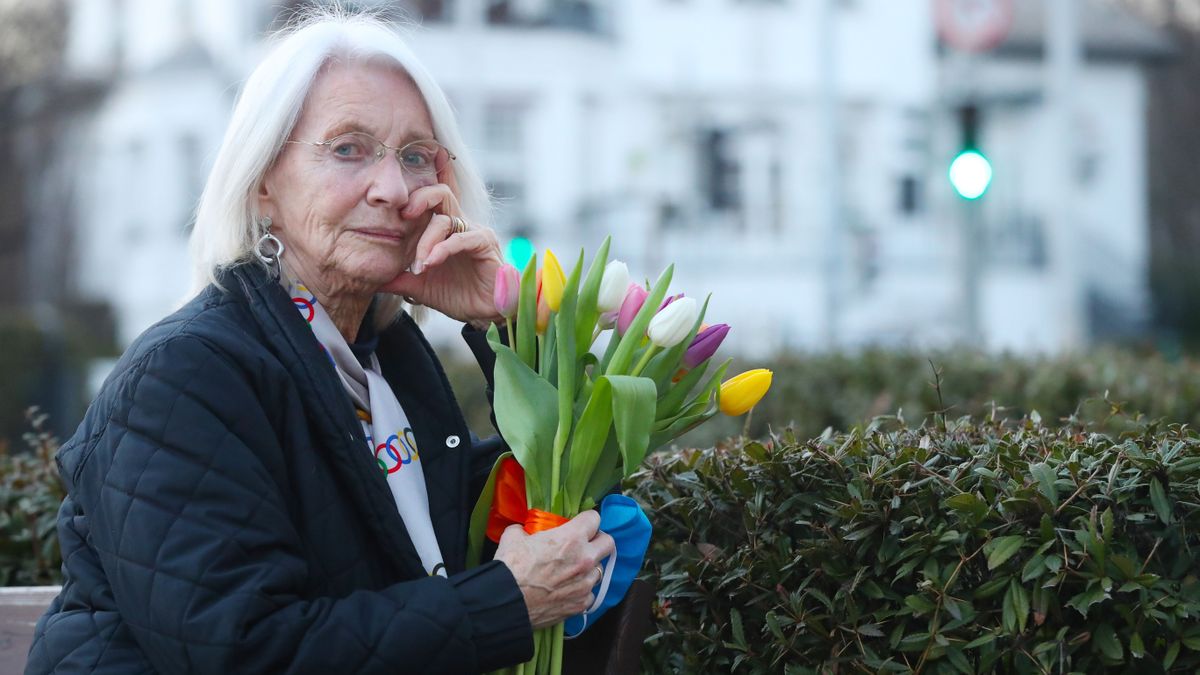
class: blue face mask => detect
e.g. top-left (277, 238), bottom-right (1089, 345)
top-left (563, 494), bottom-right (653, 639)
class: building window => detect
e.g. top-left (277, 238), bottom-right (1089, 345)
top-left (699, 128), bottom-right (741, 212)
top-left (486, 0), bottom-right (601, 31)
top-left (408, 0), bottom-right (452, 22)
top-left (898, 175), bottom-right (922, 216)
top-left (484, 100), bottom-right (526, 154)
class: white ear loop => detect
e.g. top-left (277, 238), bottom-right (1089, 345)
top-left (563, 554), bottom-right (617, 640)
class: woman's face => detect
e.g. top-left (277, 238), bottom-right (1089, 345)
top-left (259, 60), bottom-right (439, 299)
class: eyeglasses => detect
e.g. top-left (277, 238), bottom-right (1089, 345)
top-left (285, 132), bottom-right (456, 183)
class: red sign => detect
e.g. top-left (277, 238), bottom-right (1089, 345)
top-left (935, 0), bottom-right (1014, 53)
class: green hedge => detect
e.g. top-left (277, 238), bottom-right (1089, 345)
top-left (738, 348), bottom-right (1200, 443)
top-left (446, 347), bottom-right (1200, 448)
top-left (630, 416), bottom-right (1200, 673)
top-left (0, 409), bottom-right (64, 586)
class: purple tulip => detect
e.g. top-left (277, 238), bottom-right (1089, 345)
top-left (493, 263), bottom-right (520, 319)
top-left (683, 323), bottom-right (730, 369)
top-left (616, 282), bottom-right (648, 336)
top-left (659, 293), bottom-right (685, 311)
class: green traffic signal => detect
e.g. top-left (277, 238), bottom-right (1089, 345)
top-left (949, 149), bottom-right (993, 200)
top-left (506, 236), bottom-right (534, 269)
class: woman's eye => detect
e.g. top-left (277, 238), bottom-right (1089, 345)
top-left (402, 150), bottom-right (432, 169)
top-left (331, 139), bottom-right (367, 159)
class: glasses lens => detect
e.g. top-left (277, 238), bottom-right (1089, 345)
top-left (326, 133), bottom-right (379, 163)
top-left (399, 141), bottom-right (449, 177)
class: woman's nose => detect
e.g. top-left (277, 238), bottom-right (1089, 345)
top-left (365, 158), bottom-right (414, 208)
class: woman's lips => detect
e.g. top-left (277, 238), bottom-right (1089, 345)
top-left (353, 228), bottom-right (407, 243)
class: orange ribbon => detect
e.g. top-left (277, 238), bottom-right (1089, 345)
top-left (486, 457), bottom-right (568, 542)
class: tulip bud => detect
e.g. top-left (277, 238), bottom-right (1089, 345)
top-left (659, 293), bottom-right (684, 311)
top-left (598, 309), bottom-right (618, 329)
top-left (647, 297), bottom-right (698, 348)
top-left (616, 283), bottom-right (648, 336)
top-left (535, 269), bottom-right (550, 334)
top-left (718, 369), bottom-right (773, 416)
top-left (683, 323), bottom-right (730, 369)
top-left (543, 249), bottom-right (566, 312)
top-left (493, 264), bottom-right (520, 319)
top-left (597, 260), bottom-right (630, 313)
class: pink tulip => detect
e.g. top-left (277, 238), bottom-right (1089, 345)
top-left (493, 264), bottom-right (520, 319)
top-left (683, 323), bottom-right (730, 369)
top-left (616, 283), bottom-right (648, 336)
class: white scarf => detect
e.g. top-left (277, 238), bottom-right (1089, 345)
top-left (284, 273), bottom-right (446, 578)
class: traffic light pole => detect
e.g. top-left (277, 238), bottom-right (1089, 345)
top-left (960, 196), bottom-right (984, 346)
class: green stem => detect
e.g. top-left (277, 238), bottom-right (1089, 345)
top-left (742, 406), bottom-right (754, 438)
top-left (506, 317), bottom-right (516, 350)
top-left (550, 622), bottom-right (564, 675)
top-left (630, 344), bottom-right (660, 378)
top-left (591, 324), bottom-right (603, 345)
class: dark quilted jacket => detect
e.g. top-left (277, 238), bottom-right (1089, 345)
top-left (25, 263), bottom-right (534, 674)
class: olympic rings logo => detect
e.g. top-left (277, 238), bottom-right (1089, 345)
top-left (375, 428), bottom-right (420, 474)
top-left (292, 285), bottom-right (317, 323)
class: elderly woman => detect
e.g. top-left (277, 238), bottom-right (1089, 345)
top-left (26, 12), bottom-right (614, 675)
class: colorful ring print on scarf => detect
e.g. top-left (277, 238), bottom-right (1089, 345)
top-left (291, 286), bottom-right (335, 366)
top-left (292, 285), bottom-right (317, 323)
top-left (374, 428), bottom-right (420, 474)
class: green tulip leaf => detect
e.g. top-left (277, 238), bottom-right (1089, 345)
top-left (563, 377), bottom-right (615, 510)
top-left (550, 251), bottom-right (583, 500)
top-left (516, 254), bottom-right (538, 368)
top-left (584, 435), bottom-right (623, 504)
top-left (656, 361), bottom-right (710, 422)
top-left (466, 450), bottom-right (512, 569)
top-left (608, 374), bottom-right (658, 477)
top-left (574, 236), bottom-right (611, 358)
top-left (492, 341), bottom-right (557, 506)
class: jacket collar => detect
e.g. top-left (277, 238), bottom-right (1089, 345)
top-left (226, 263), bottom-right (471, 577)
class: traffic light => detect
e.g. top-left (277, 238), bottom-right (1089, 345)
top-left (505, 234), bottom-right (534, 269)
top-left (949, 104), bottom-right (993, 200)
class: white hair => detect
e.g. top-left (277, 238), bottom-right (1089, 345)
top-left (188, 7), bottom-right (491, 326)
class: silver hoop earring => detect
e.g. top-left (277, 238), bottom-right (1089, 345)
top-left (254, 216), bottom-right (285, 279)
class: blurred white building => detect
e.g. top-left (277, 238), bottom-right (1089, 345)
top-left (55, 0), bottom-right (1169, 355)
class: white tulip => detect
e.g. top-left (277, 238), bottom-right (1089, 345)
top-left (647, 297), bottom-right (699, 348)
top-left (596, 260), bottom-right (631, 313)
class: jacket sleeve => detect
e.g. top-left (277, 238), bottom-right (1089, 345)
top-left (67, 334), bottom-right (532, 674)
top-left (461, 323), bottom-right (511, 499)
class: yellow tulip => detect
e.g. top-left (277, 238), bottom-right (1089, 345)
top-left (543, 249), bottom-right (566, 312)
top-left (718, 369), bottom-right (773, 416)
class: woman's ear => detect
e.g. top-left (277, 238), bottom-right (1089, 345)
top-left (256, 177), bottom-right (274, 218)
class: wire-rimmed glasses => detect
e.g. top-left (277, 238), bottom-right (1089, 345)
top-left (285, 131), bottom-right (455, 184)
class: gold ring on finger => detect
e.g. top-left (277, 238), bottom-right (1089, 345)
top-left (449, 216), bottom-right (468, 237)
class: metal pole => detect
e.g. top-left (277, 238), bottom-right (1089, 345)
top-left (962, 197), bottom-right (983, 345)
top-left (1047, 0), bottom-right (1084, 348)
top-left (818, 0), bottom-right (843, 348)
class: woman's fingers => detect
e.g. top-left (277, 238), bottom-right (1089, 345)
top-left (411, 213), bottom-right (453, 274)
top-left (493, 510), bottom-right (618, 628)
top-left (419, 227), bottom-right (500, 272)
top-left (401, 183), bottom-right (455, 220)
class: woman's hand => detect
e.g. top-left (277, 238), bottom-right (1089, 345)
top-left (381, 168), bottom-right (504, 328)
top-left (493, 511), bottom-right (616, 630)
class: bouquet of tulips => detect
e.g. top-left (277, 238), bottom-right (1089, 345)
top-left (468, 238), bottom-right (772, 675)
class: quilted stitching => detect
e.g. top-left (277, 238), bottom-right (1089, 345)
top-left (25, 267), bottom-right (533, 674)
